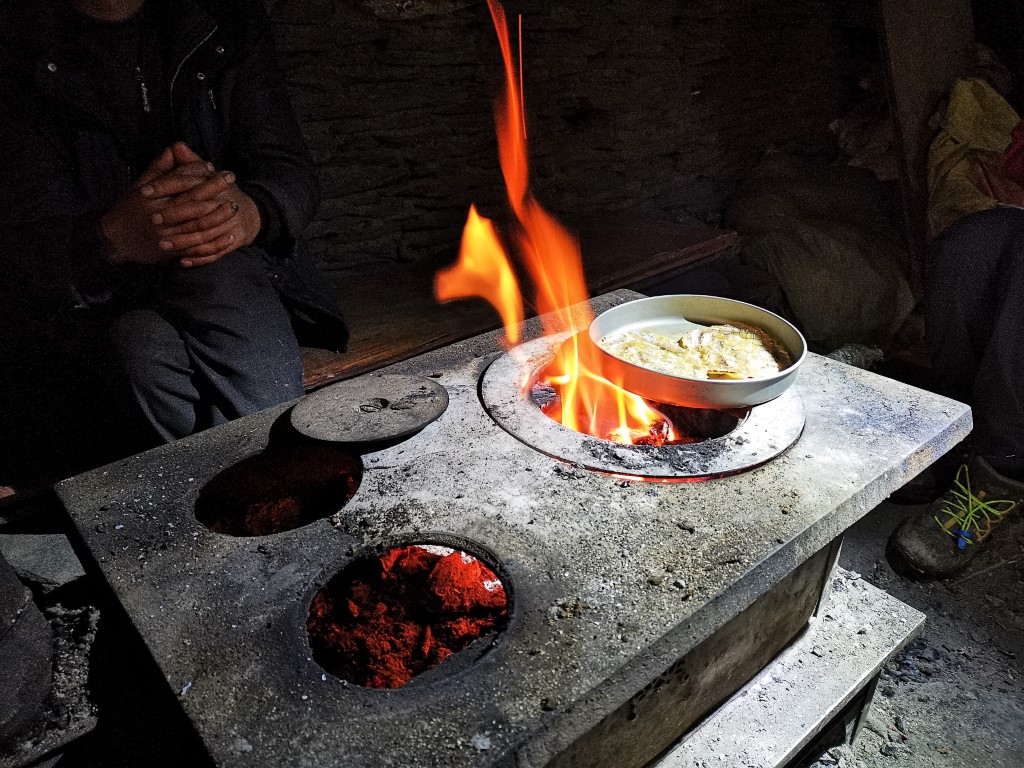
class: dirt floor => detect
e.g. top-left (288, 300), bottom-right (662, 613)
top-left (805, 491), bottom-right (1024, 768)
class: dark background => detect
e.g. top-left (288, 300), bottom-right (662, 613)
top-left (266, 0), bottom-right (880, 280)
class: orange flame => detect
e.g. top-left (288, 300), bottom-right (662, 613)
top-left (434, 0), bottom-right (673, 445)
top-left (488, 2), bottom-right (589, 330)
top-left (435, 205), bottom-right (524, 346)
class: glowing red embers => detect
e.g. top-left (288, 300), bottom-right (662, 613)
top-left (307, 544), bottom-right (508, 689)
top-left (195, 443), bottom-right (362, 537)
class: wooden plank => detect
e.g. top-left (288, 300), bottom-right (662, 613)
top-left (300, 219), bottom-right (736, 390)
top-left (577, 214), bottom-right (738, 294)
top-left (876, 0), bottom-right (974, 290)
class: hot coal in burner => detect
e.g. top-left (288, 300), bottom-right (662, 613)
top-left (481, 334), bottom-right (806, 480)
top-left (307, 543), bottom-right (509, 689)
top-left (195, 442), bottom-right (362, 536)
top-left (531, 381), bottom-right (743, 446)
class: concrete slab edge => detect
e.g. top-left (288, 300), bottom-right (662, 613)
top-left (654, 569), bottom-right (925, 767)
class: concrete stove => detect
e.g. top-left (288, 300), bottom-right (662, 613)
top-left (57, 290), bottom-right (971, 767)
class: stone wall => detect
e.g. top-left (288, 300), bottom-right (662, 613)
top-left (269, 0), bottom-right (872, 278)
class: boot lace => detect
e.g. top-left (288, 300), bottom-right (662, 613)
top-left (934, 464), bottom-right (1016, 549)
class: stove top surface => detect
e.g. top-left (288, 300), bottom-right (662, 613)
top-left (58, 291), bottom-right (971, 768)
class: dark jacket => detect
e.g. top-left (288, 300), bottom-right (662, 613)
top-left (0, 0), bottom-right (348, 352)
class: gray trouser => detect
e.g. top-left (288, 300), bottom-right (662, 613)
top-left (925, 206), bottom-right (1024, 474)
top-left (112, 248), bottom-right (304, 441)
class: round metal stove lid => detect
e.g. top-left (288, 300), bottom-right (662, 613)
top-left (291, 375), bottom-right (449, 443)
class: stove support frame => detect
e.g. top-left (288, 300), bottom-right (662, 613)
top-left (654, 565), bottom-right (925, 768)
top-left (549, 537), bottom-right (843, 768)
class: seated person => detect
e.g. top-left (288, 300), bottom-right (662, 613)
top-left (0, 0), bottom-right (347, 488)
top-left (890, 77), bottom-right (1024, 577)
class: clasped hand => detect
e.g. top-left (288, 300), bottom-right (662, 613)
top-left (100, 142), bottom-right (262, 268)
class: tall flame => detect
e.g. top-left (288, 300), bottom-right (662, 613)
top-left (435, 0), bottom-right (672, 445)
top-left (488, 2), bottom-right (590, 330)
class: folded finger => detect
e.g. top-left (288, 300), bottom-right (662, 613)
top-left (180, 171), bottom-right (236, 203)
top-left (171, 142), bottom-right (206, 166)
top-left (178, 230), bottom-right (238, 260)
top-left (141, 172), bottom-right (213, 199)
top-left (152, 199), bottom-right (228, 228)
top-left (136, 146), bottom-right (176, 187)
top-left (158, 219), bottom-right (236, 252)
top-left (171, 160), bottom-right (216, 178)
top-left (157, 204), bottom-right (236, 237)
top-left (180, 248), bottom-right (232, 268)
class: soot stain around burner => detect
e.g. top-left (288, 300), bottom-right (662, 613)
top-left (307, 544), bottom-right (508, 689)
top-left (194, 442), bottom-right (362, 537)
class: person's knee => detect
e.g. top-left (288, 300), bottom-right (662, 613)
top-left (237, 339), bottom-right (304, 410)
top-left (112, 310), bottom-right (199, 440)
top-left (112, 313), bottom-right (167, 389)
top-left (935, 207), bottom-right (1024, 267)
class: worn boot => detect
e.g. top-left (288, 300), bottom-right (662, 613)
top-left (888, 456), bottom-right (1022, 578)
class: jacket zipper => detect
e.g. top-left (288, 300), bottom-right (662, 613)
top-left (169, 26), bottom-right (218, 112)
top-left (135, 67), bottom-right (151, 113)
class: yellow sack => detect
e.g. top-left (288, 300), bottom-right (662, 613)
top-left (926, 78), bottom-right (1022, 239)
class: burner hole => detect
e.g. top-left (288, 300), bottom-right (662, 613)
top-left (533, 380), bottom-right (744, 445)
top-left (307, 543), bottom-right (509, 689)
top-left (195, 443), bottom-right (362, 537)
top-left (359, 398), bottom-right (389, 412)
top-left (654, 403), bottom-right (744, 442)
